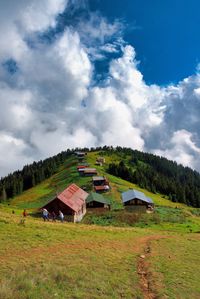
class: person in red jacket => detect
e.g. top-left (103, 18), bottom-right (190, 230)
top-left (23, 209), bottom-right (27, 217)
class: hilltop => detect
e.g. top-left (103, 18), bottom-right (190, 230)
top-left (1, 148), bottom-right (200, 298)
top-left (0, 147), bottom-right (200, 232)
top-left (1, 146), bottom-right (200, 208)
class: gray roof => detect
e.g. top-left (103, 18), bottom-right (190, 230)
top-left (121, 189), bottom-right (154, 204)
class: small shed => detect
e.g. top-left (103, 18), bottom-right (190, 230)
top-left (75, 151), bottom-right (87, 160)
top-left (86, 192), bottom-right (110, 209)
top-left (121, 189), bottom-right (154, 210)
top-left (41, 184), bottom-right (88, 222)
top-left (83, 168), bottom-right (98, 176)
top-left (92, 176), bottom-right (110, 192)
top-left (96, 157), bottom-right (105, 163)
top-left (77, 164), bottom-right (89, 170)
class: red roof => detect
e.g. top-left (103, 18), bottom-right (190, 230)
top-left (77, 165), bottom-right (88, 170)
top-left (94, 186), bottom-right (108, 191)
top-left (57, 184), bottom-right (88, 213)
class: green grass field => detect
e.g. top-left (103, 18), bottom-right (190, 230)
top-left (1, 151), bottom-right (200, 298)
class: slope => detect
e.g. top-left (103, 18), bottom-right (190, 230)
top-left (2, 150), bottom-right (199, 233)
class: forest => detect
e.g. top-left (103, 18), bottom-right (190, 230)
top-left (108, 147), bottom-right (200, 208)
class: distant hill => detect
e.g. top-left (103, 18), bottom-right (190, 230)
top-left (1, 146), bottom-right (200, 208)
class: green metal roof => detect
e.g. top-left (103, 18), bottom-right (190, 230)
top-left (86, 192), bottom-right (110, 205)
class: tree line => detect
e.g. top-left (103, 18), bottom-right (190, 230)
top-left (0, 150), bottom-right (74, 202)
top-left (107, 147), bottom-right (200, 208)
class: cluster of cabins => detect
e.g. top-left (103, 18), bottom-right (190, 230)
top-left (76, 152), bottom-right (110, 192)
top-left (41, 183), bottom-right (154, 223)
top-left (41, 152), bottom-right (154, 222)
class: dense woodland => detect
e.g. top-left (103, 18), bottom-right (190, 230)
top-left (1, 146), bottom-right (200, 208)
top-left (0, 150), bottom-right (74, 201)
top-left (107, 147), bottom-right (200, 208)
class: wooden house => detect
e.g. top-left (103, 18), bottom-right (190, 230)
top-left (75, 151), bottom-right (86, 160)
top-left (77, 164), bottom-right (89, 171)
top-left (82, 168), bottom-right (97, 176)
top-left (92, 176), bottom-right (110, 192)
top-left (96, 157), bottom-right (105, 164)
top-left (41, 184), bottom-right (88, 222)
top-left (121, 189), bottom-right (154, 211)
top-left (86, 192), bottom-right (110, 209)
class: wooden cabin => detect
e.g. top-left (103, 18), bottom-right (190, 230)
top-left (41, 184), bottom-right (88, 222)
top-left (121, 189), bottom-right (154, 211)
top-left (75, 151), bottom-right (87, 161)
top-left (82, 168), bottom-right (97, 176)
top-left (77, 164), bottom-right (89, 171)
top-left (86, 192), bottom-right (110, 209)
top-left (96, 157), bottom-right (105, 164)
top-left (92, 176), bottom-right (110, 192)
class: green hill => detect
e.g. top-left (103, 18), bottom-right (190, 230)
top-left (1, 148), bottom-right (200, 298)
top-left (1, 149), bottom-right (200, 232)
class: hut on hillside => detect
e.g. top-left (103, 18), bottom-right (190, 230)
top-left (96, 157), bottom-right (105, 164)
top-left (41, 184), bottom-right (88, 222)
top-left (75, 151), bottom-right (87, 160)
top-left (86, 192), bottom-right (110, 209)
top-left (92, 176), bottom-right (110, 192)
top-left (121, 189), bottom-right (154, 211)
top-left (77, 163), bottom-right (89, 171)
top-left (82, 168), bottom-right (98, 176)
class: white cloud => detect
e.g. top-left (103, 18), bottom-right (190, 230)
top-left (0, 0), bottom-right (200, 177)
top-left (19, 0), bottom-right (67, 32)
top-left (154, 130), bottom-right (200, 169)
top-left (0, 132), bottom-right (32, 176)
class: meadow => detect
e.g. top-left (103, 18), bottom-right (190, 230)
top-left (1, 151), bottom-right (200, 298)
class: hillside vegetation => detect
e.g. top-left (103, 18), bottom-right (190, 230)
top-left (1, 146), bottom-right (200, 208)
top-left (1, 148), bottom-right (200, 232)
top-left (1, 148), bottom-right (200, 298)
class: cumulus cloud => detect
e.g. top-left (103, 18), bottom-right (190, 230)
top-left (154, 130), bottom-right (200, 170)
top-left (0, 0), bottom-right (200, 176)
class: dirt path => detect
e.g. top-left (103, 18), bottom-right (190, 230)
top-left (136, 235), bottom-right (170, 299)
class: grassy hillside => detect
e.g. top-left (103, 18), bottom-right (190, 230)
top-left (1, 150), bottom-right (200, 298)
top-left (0, 209), bottom-right (200, 299)
top-left (6, 150), bottom-right (200, 233)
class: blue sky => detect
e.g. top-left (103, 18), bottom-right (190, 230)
top-left (88, 0), bottom-right (200, 85)
top-left (1, 0), bottom-right (200, 176)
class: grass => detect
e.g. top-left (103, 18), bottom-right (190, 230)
top-left (4, 151), bottom-right (200, 233)
top-left (9, 156), bottom-right (92, 210)
top-left (0, 209), bottom-right (200, 298)
top-left (149, 235), bottom-right (200, 299)
top-left (1, 150), bottom-right (200, 298)
top-left (0, 210), bottom-right (146, 299)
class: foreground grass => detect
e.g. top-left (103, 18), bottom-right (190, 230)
top-left (0, 210), bottom-right (200, 298)
top-left (149, 235), bottom-right (200, 299)
top-left (0, 211), bottom-right (146, 299)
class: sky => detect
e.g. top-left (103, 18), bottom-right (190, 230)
top-left (1, 0), bottom-right (200, 176)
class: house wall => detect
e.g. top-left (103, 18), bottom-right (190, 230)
top-left (74, 203), bottom-right (86, 222)
top-left (93, 180), bottom-right (106, 186)
top-left (43, 199), bottom-right (73, 216)
top-left (124, 198), bottom-right (148, 207)
top-left (86, 201), bottom-right (105, 208)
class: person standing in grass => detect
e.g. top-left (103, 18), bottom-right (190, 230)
top-left (59, 210), bottom-right (64, 223)
top-left (23, 209), bottom-right (27, 217)
top-left (42, 208), bottom-right (49, 221)
top-left (51, 211), bottom-right (56, 222)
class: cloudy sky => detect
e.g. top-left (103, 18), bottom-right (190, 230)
top-left (1, 0), bottom-right (200, 176)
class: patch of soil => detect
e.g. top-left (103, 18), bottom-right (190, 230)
top-left (136, 235), bottom-right (170, 299)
